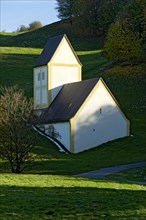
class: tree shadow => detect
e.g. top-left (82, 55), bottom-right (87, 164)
top-left (0, 185), bottom-right (145, 220)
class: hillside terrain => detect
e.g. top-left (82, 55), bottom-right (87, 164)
top-left (0, 21), bottom-right (146, 172)
top-left (0, 21), bottom-right (146, 220)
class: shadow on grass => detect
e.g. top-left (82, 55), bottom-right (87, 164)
top-left (0, 185), bottom-right (145, 220)
top-left (0, 53), bottom-right (38, 97)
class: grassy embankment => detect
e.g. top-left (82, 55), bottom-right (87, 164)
top-left (0, 21), bottom-right (146, 219)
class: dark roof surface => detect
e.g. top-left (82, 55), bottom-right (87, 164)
top-left (34, 34), bottom-right (64, 67)
top-left (35, 78), bottom-right (99, 124)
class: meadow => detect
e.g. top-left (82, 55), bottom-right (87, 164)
top-left (0, 21), bottom-right (146, 219)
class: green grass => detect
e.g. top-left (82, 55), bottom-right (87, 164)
top-left (108, 167), bottom-right (146, 183)
top-left (0, 174), bottom-right (146, 220)
top-left (0, 47), bottom-right (41, 97)
top-left (0, 21), bottom-right (146, 219)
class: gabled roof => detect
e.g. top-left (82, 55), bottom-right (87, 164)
top-left (35, 78), bottom-right (99, 124)
top-left (33, 34), bottom-right (82, 68)
top-left (34, 34), bottom-right (64, 67)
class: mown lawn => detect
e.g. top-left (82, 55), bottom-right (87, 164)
top-left (0, 174), bottom-right (146, 220)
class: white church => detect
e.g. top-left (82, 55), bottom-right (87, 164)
top-left (33, 34), bottom-right (130, 153)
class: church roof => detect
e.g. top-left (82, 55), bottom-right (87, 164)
top-left (34, 34), bottom-right (82, 68)
top-left (34, 34), bottom-right (64, 67)
top-left (35, 78), bottom-right (100, 124)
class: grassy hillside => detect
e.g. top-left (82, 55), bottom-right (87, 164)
top-left (0, 21), bottom-right (146, 220)
top-left (0, 21), bottom-right (146, 172)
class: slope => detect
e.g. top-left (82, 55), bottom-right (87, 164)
top-left (0, 20), bottom-right (146, 175)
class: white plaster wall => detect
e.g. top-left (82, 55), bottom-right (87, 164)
top-left (51, 66), bottom-right (79, 101)
top-left (41, 123), bottom-right (70, 151)
top-left (74, 82), bottom-right (128, 153)
top-left (52, 39), bottom-right (78, 64)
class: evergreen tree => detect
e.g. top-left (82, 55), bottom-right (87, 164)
top-left (56, 0), bottom-right (74, 25)
top-left (104, 20), bottom-right (143, 64)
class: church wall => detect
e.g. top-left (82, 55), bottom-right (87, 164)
top-left (50, 65), bottom-right (80, 101)
top-left (51, 38), bottom-right (79, 65)
top-left (39, 122), bottom-right (71, 152)
top-left (73, 81), bottom-right (129, 153)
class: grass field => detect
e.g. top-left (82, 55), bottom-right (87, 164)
top-left (0, 21), bottom-right (146, 219)
top-left (108, 166), bottom-right (146, 183)
top-left (0, 173), bottom-right (146, 220)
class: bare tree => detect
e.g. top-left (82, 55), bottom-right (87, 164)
top-left (0, 86), bottom-right (38, 173)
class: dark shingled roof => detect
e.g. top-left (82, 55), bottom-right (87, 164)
top-left (35, 78), bottom-right (100, 124)
top-left (34, 34), bottom-right (64, 67)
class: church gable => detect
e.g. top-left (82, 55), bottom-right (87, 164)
top-left (34, 34), bottom-right (64, 68)
top-left (51, 35), bottom-right (81, 65)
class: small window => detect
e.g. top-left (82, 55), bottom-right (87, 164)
top-left (42, 72), bottom-right (45, 80)
top-left (38, 73), bottom-right (41, 81)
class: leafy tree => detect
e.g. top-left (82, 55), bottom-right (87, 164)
top-left (104, 20), bottom-right (143, 64)
top-left (118, 0), bottom-right (146, 37)
top-left (97, 0), bottom-right (127, 34)
top-left (56, 0), bottom-right (74, 25)
top-left (18, 25), bottom-right (28, 32)
top-left (29, 21), bottom-right (43, 30)
top-left (0, 86), bottom-right (38, 173)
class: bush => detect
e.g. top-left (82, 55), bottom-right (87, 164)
top-left (18, 25), bottom-right (28, 32)
top-left (29, 21), bottom-right (43, 30)
top-left (103, 20), bottom-right (143, 64)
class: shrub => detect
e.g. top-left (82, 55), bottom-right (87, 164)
top-left (29, 21), bottom-right (43, 30)
top-left (104, 20), bottom-right (143, 64)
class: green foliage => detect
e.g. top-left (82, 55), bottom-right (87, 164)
top-left (18, 25), bottom-right (28, 32)
top-left (29, 21), bottom-right (43, 30)
top-left (56, 0), bottom-right (74, 25)
top-left (104, 20), bottom-right (143, 64)
top-left (17, 21), bottom-right (43, 33)
top-left (97, 0), bottom-right (127, 34)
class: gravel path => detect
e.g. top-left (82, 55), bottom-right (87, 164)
top-left (75, 162), bottom-right (146, 184)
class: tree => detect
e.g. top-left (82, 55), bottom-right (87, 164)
top-left (29, 21), bottom-right (43, 30)
top-left (56, 0), bottom-right (74, 25)
top-left (103, 20), bottom-right (143, 64)
top-left (18, 25), bottom-right (28, 32)
top-left (97, 0), bottom-right (127, 34)
top-left (0, 86), bottom-right (38, 173)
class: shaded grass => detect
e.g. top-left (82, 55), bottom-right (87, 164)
top-left (0, 174), bottom-right (146, 220)
top-left (0, 47), bottom-right (41, 97)
top-left (0, 21), bottom-right (104, 50)
top-left (0, 134), bottom-right (145, 176)
top-left (108, 167), bottom-right (146, 183)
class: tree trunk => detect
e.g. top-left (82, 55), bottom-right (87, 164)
top-left (11, 166), bottom-right (15, 173)
top-left (16, 164), bottom-right (21, 173)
